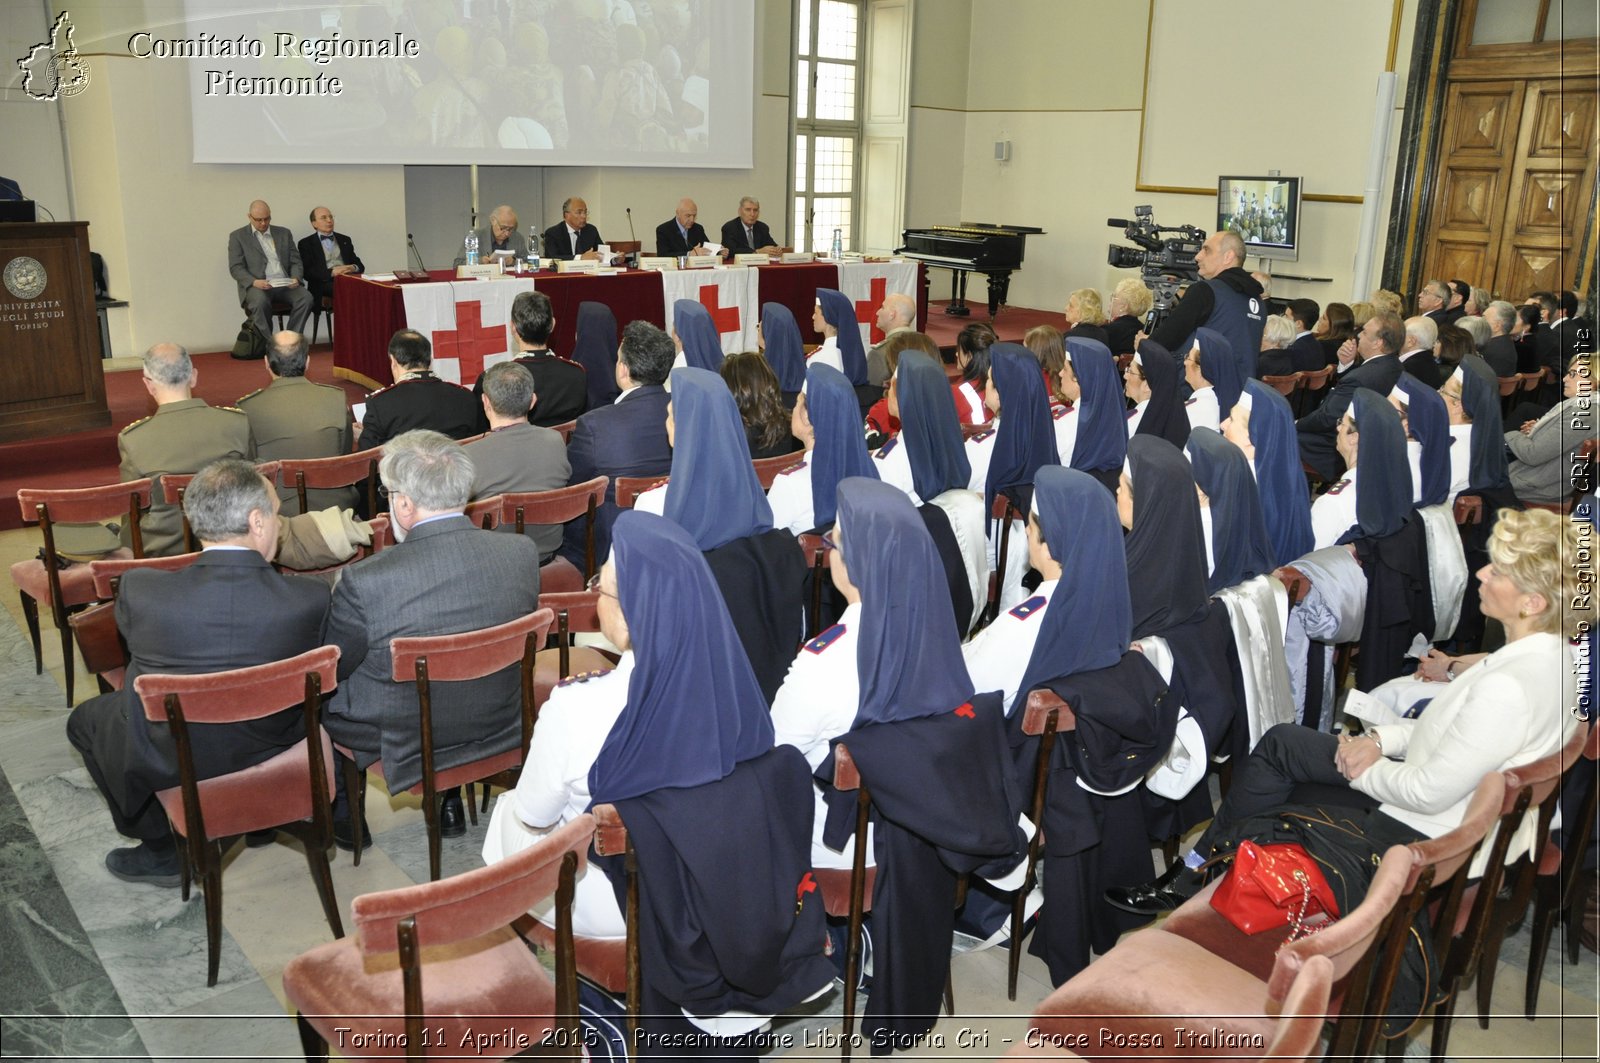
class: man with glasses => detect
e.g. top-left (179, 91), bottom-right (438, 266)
top-left (322, 430), bottom-right (541, 849)
top-left (228, 199), bottom-right (314, 341)
top-left (454, 204), bottom-right (532, 267)
top-left (1416, 279), bottom-right (1451, 324)
top-left (297, 206), bottom-right (364, 305)
top-left (1296, 310), bottom-right (1405, 483)
top-left (542, 196), bottom-right (604, 261)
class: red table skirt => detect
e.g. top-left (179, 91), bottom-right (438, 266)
top-left (332, 263), bottom-right (925, 388)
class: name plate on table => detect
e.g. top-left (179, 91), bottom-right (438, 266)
top-left (639, 256), bottom-right (678, 270)
top-left (456, 262), bottom-right (501, 279)
top-left (735, 253), bottom-right (773, 266)
top-left (780, 252), bottom-right (816, 264)
top-left (558, 258), bottom-right (599, 274)
top-left (685, 256), bottom-right (717, 269)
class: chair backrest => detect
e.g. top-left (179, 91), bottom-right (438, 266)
top-left (1272, 843), bottom-right (1413, 990)
top-left (614, 475), bottom-right (660, 510)
top-left (1519, 371), bottom-right (1541, 392)
top-left (1453, 494), bottom-right (1484, 525)
top-left (277, 448), bottom-right (381, 515)
top-left (20, 478), bottom-right (155, 558)
top-left (795, 531), bottom-right (830, 640)
top-left (462, 493), bottom-right (502, 529)
top-left (68, 601), bottom-right (125, 680)
top-left (160, 471), bottom-right (196, 506)
top-left (1274, 565), bottom-right (1312, 607)
top-left (352, 813), bottom-right (594, 955)
top-left (1022, 688), bottom-right (1079, 736)
top-left (390, 608), bottom-right (555, 685)
top-left (502, 476), bottom-right (608, 579)
top-left (134, 645), bottom-right (341, 725)
top-left (1407, 770), bottom-right (1505, 890)
top-left (550, 419), bottom-right (578, 444)
top-left (752, 452), bottom-right (799, 489)
top-left (1497, 375), bottom-right (1520, 397)
top-left (1300, 366), bottom-right (1333, 389)
top-left (539, 590), bottom-right (602, 636)
top-left (1262, 373), bottom-right (1301, 397)
top-left (1264, 953), bottom-right (1336, 1062)
top-left (88, 552), bottom-right (202, 600)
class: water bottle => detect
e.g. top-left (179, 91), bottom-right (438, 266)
top-left (831, 228), bottom-right (842, 259)
top-left (528, 226), bottom-right (541, 265)
top-left (464, 228), bottom-right (479, 265)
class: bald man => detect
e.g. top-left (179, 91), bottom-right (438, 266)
top-left (228, 199), bottom-right (313, 341)
top-left (454, 204), bottom-right (532, 267)
top-left (542, 197), bottom-right (603, 261)
top-left (1148, 228), bottom-right (1266, 378)
top-left (654, 197), bottom-right (713, 258)
top-left (866, 292), bottom-right (917, 386)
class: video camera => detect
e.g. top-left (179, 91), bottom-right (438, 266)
top-left (1106, 206), bottom-right (1206, 326)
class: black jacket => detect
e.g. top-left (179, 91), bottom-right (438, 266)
top-left (296, 231), bottom-right (363, 301)
top-left (1296, 354), bottom-right (1404, 482)
top-left (542, 222), bottom-right (602, 260)
top-left (560, 385), bottom-right (672, 566)
top-left (471, 351), bottom-right (588, 430)
top-left (1352, 515), bottom-right (1435, 693)
top-left (720, 217), bottom-right (775, 255)
top-left (358, 372), bottom-right (480, 450)
top-left (654, 218), bottom-right (711, 257)
top-left (1149, 267), bottom-right (1266, 366)
top-left (1400, 349), bottom-right (1444, 389)
top-left (704, 530), bottom-right (809, 705)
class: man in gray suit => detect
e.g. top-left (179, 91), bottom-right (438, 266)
top-left (467, 362), bottom-right (571, 561)
top-left (228, 199), bottom-right (314, 341)
top-left (453, 204), bottom-right (532, 267)
top-left (322, 430), bottom-right (541, 845)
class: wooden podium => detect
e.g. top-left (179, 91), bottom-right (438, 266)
top-left (0, 222), bottom-right (111, 443)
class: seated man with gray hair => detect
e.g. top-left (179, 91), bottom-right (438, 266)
top-left (67, 459), bottom-right (331, 885)
top-left (467, 362), bottom-right (571, 562)
top-left (322, 430), bottom-right (541, 848)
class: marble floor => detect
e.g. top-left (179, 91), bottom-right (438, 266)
top-left (0, 525), bottom-right (1596, 1061)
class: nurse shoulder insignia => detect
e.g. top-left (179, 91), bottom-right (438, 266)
top-left (803, 623), bottom-right (847, 654)
top-left (1008, 595), bottom-right (1047, 620)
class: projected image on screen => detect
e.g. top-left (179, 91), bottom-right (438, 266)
top-left (183, 0), bottom-right (754, 167)
top-left (1216, 176), bottom-right (1299, 251)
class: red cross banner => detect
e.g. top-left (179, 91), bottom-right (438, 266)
top-left (660, 267), bottom-right (760, 355)
top-left (836, 259), bottom-right (919, 347)
top-left (399, 277), bottom-right (536, 386)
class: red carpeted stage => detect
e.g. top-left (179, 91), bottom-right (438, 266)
top-left (0, 301), bottom-right (1060, 532)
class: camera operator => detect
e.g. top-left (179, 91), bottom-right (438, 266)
top-left (1148, 230), bottom-right (1265, 377)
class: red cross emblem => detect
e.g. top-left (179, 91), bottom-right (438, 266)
top-left (953, 702), bottom-right (975, 718)
top-left (855, 276), bottom-right (889, 343)
top-left (429, 300), bottom-right (505, 386)
top-left (795, 871), bottom-right (817, 913)
top-left (699, 283), bottom-right (741, 335)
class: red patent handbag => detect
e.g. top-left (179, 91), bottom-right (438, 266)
top-left (1210, 840), bottom-right (1341, 939)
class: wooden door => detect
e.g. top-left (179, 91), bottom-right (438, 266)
top-left (1424, 80), bottom-right (1524, 292)
top-left (1494, 79), bottom-right (1597, 298)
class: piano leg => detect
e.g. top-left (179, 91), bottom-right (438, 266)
top-left (945, 269), bottom-right (971, 316)
top-left (986, 270), bottom-right (1012, 317)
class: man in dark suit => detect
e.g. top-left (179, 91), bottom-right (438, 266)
top-left (468, 362), bottom-right (571, 561)
top-left (323, 431), bottom-right (541, 844)
top-left (228, 199), bottom-right (314, 340)
top-left (238, 331), bottom-right (356, 513)
top-left (66, 460), bottom-right (330, 884)
top-left (1441, 279), bottom-right (1470, 325)
top-left (357, 329), bottom-right (480, 451)
top-left (1284, 299), bottom-right (1326, 373)
top-left (655, 197), bottom-right (714, 258)
top-left (720, 196), bottom-right (779, 256)
top-left (1297, 310), bottom-right (1406, 482)
top-left (1480, 301), bottom-right (1521, 378)
top-left (470, 290), bottom-right (586, 430)
top-left (542, 197), bottom-right (603, 261)
top-left (296, 206), bottom-right (363, 304)
top-left (560, 321), bottom-right (674, 566)
top-left (1417, 278), bottom-right (1451, 325)
top-left (1399, 316), bottom-right (1445, 388)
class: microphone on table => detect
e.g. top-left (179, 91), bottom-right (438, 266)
top-left (626, 207), bottom-right (636, 243)
top-left (406, 232), bottom-right (427, 271)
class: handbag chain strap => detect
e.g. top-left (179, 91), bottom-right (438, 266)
top-left (1283, 868), bottom-right (1327, 946)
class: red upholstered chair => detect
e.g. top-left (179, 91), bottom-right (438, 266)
top-left (1546, 722), bottom-right (1600, 970)
top-left (284, 813), bottom-right (592, 1062)
top-left (549, 418), bottom-right (578, 444)
top-left (1261, 372), bottom-right (1301, 398)
top-left (752, 451), bottom-right (800, 489)
top-left (278, 448), bottom-right (381, 518)
top-left (1472, 725), bottom-right (1588, 1026)
top-left (982, 493), bottom-right (1022, 627)
top-left (462, 493), bottom-right (502, 529)
top-left (1005, 690), bottom-right (1079, 1000)
top-left (63, 553), bottom-right (204, 693)
top-left (532, 590), bottom-right (616, 709)
top-left (343, 608), bottom-right (555, 882)
top-left (133, 645), bottom-right (345, 986)
top-left (1296, 365), bottom-right (1333, 417)
top-left (612, 475), bottom-right (660, 510)
top-left (12, 478), bottom-right (153, 705)
top-left (497, 476), bottom-right (609, 590)
top-left (1274, 564), bottom-right (1312, 607)
top-left (1033, 842), bottom-right (1419, 1060)
top-left (1453, 493), bottom-right (1484, 526)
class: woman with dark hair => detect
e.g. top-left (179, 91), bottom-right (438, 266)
top-left (1058, 336), bottom-right (1129, 492)
top-left (952, 321), bottom-right (998, 424)
top-left (1023, 324), bottom-right (1067, 405)
top-left (1123, 339), bottom-right (1189, 448)
top-left (970, 344), bottom-right (1059, 612)
top-left (1512, 304), bottom-right (1542, 373)
top-left (1220, 381), bottom-right (1314, 566)
top-left (865, 331), bottom-right (941, 438)
top-left (671, 299), bottom-right (724, 372)
top-left (720, 352), bottom-right (801, 459)
top-left (1433, 322), bottom-right (1474, 372)
top-left (571, 301), bottom-right (621, 407)
top-left (1316, 302), bottom-right (1355, 365)
top-left (1182, 327), bottom-right (1243, 433)
top-left (766, 363), bottom-right (878, 535)
top-left (759, 301), bottom-right (806, 407)
top-left (874, 349), bottom-right (987, 633)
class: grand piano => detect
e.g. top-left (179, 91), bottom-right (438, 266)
top-left (898, 223), bottom-right (1046, 317)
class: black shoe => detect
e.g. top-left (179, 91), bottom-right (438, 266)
top-left (244, 829), bottom-right (277, 849)
top-left (333, 815), bottom-right (372, 852)
top-left (1103, 862), bottom-right (1196, 916)
top-left (106, 842), bottom-right (181, 887)
top-left (438, 789), bottom-right (466, 838)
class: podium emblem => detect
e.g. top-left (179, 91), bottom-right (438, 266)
top-left (4, 257), bottom-right (47, 300)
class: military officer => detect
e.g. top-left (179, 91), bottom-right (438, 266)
top-left (356, 330), bottom-right (480, 452)
top-left (238, 330), bottom-right (356, 513)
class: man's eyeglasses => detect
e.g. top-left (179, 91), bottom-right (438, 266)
top-left (586, 573), bottom-right (617, 598)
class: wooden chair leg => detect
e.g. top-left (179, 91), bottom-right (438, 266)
top-left (423, 791), bottom-right (442, 883)
top-left (1524, 874), bottom-right (1561, 1018)
top-left (58, 619), bottom-right (75, 705)
top-left (1567, 872), bottom-right (1593, 965)
top-left (1430, 987), bottom-right (1458, 1061)
top-left (301, 836), bottom-right (345, 940)
top-left (202, 862), bottom-right (224, 987)
top-left (842, 788), bottom-right (871, 1063)
top-left (295, 1012), bottom-right (329, 1062)
top-left (19, 592), bottom-right (42, 674)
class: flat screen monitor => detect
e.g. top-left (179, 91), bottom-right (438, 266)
top-left (1217, 176), bottom-right (1301, 262)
